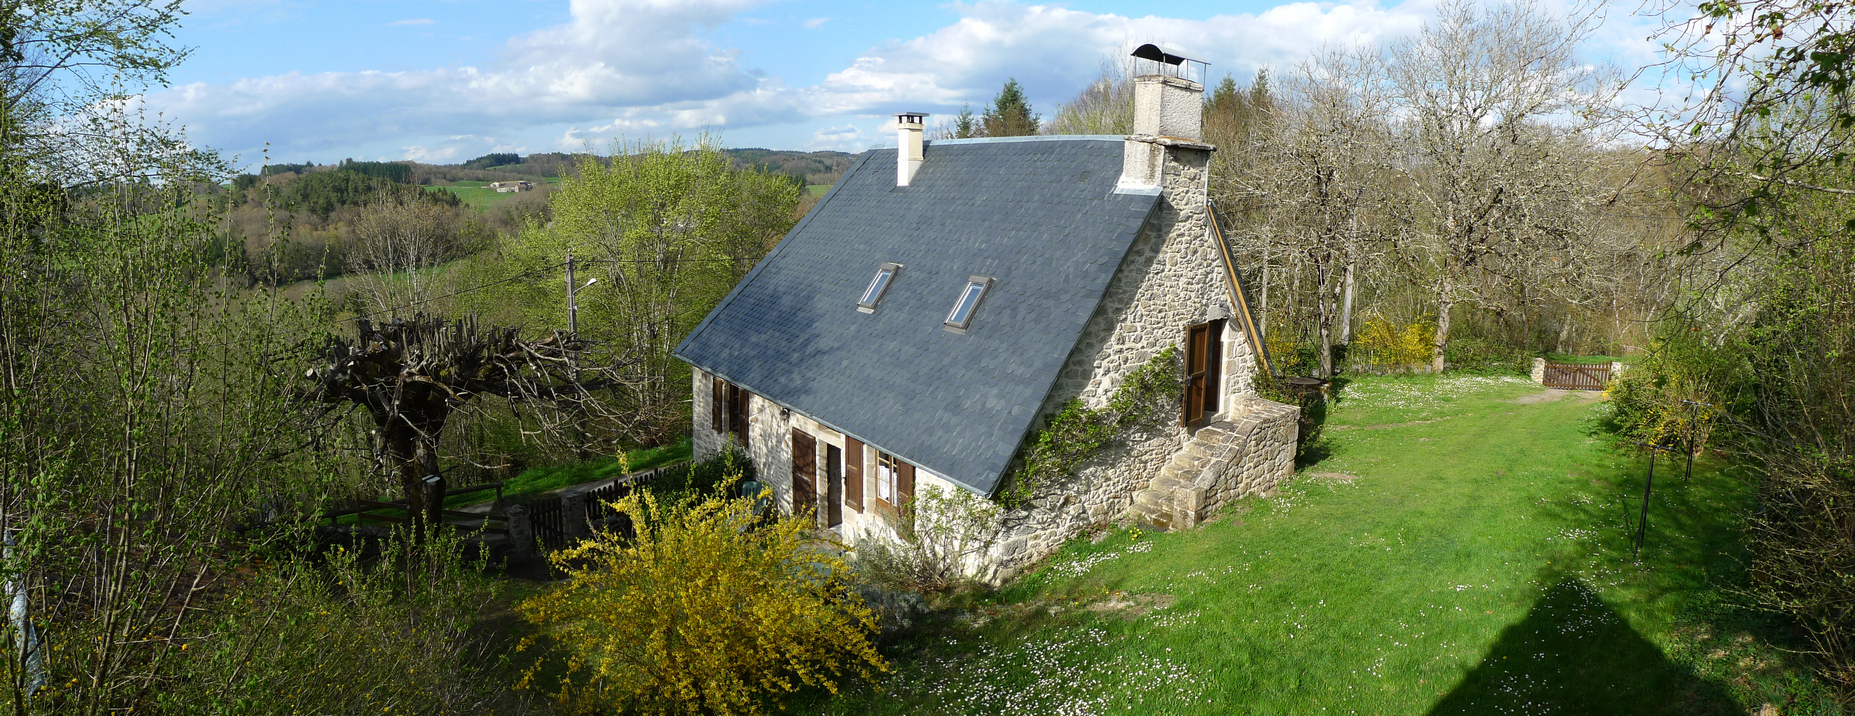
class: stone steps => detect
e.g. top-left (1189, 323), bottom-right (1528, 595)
top-left (1126, 421), bottom-right (1237, 530)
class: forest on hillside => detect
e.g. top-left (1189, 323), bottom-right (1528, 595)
top-left (2, 0), bottom-right (1852, 712)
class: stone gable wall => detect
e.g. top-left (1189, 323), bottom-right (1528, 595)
top-left (982, 144), bottom-right (1278, 581)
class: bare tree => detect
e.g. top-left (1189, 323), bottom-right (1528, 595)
top-left (1387, 0), bottom-right (1617, 370)
top-left (346, 193), bottom-right (472, 315)
top-left (1227, 47), bottom-right (1399, 377)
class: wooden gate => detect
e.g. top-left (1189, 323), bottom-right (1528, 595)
top-left (1543, 361), bottom-right (1611, 391)
top-left (529, 495), bottom-right (566, 551)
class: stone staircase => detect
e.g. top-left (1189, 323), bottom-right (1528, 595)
top-left (1128, 421), bottom-right (1233, 530)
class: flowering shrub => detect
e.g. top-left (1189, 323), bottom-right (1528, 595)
top-left (1353, 316), bottom-right (1435, 366)
top-left (517, 488), bottom-right (886, 715)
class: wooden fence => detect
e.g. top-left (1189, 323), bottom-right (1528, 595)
top-left (1543, 361), bottom-right (1612, 391)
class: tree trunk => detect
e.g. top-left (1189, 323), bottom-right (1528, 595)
top-left (1432, 273), bottom-right (1453, 373)
top-left (1258, 247), bottom-right (1271, 342)
top-left (1338, 260), bottom-right (1356, 345)
top-left (381, 410), bottom-right (447, 534)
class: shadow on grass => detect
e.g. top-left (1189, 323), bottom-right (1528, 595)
top-left (1428, 577), bottom-right (1739, 716)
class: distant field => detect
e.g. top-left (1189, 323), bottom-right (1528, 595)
top-left (806, 184), bottom-right (830, 197)
top-left (437, 177), bottom-right (560, 210)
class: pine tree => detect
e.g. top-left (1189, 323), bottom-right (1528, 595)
top-left (953, 103), bottom-right (979, 139)
top-left (981, 78), bottom-right (1040, 137)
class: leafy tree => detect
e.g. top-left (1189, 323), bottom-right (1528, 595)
top-left (981, 78), bottom-right (1039, 137)
top-left (462, 152), bottom-right (520, 171)
top-left (338, 159), bottom-right (415, 184)
top-left (519, 487), bottom-right (886, 715)
top-left (481, 137), bottom-right (798, 448)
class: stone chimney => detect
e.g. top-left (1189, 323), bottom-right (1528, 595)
top-left (895, 112), bottom-right (927, 186)
top-left (1118, 44), bottom-right (1209, 192)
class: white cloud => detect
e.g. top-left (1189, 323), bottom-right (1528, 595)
top-left (388, 18), bottom-right (434, 26)
top-left (803, 17), bottom-right (830, 29)
top-left (148, 0), bottom-right (1672, 160)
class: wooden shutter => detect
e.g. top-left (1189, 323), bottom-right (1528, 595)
top-left (844, 437), bottom-right (863, 512)
top-left (710, 376), bottom-right (724, 432)
top-left (896, 460), bottom-right (915, 508)
top-left (826, 445), bottom-right (843, 527)
top-left (791, 429), bottom-right (816, 521)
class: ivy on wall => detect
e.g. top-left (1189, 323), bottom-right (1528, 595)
top-left (999, 347), bottom-right (1182, 508)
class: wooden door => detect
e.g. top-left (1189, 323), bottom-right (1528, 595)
top-left (825, 445), bottom-right (843, 527)
top-left (1183, 322), bottom-right (1211, 427)
top-left (791, 429), bottom-right (817, 521)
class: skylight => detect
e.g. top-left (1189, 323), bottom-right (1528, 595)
top-left (943, 276), bottom-right (994, 332)
top-left (858, 262), bottom-right (901, 313)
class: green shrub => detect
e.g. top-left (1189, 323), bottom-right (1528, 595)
top-left (167, 530), bottom-right (523, 715)
top-left (855, 484), bottom-right (1003, 593)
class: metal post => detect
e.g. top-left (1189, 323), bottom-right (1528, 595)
top-left (565, 252), bottom-right (578, 338)
top-left (1636, 449), bottom-right (1655, 559)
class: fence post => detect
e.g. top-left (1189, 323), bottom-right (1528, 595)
top-left (1530, 357), bottom-right (1546, 384)
top-left (506, 505), bottom-right (539, 566)
top-left (563, 491), bottom-right (591, 542)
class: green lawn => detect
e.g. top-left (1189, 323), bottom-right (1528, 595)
top-left (799, 374), bottom-right (1841, 715)
top-left (435, 177), bottom-right (560, 210)
top-left (806, 184), bottom-right (831, 197)
top-left (485, 438), bottom-right (692, 506)
top-left (333, 439), bottom-right (692, 524)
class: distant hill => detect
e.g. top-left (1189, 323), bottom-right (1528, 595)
top-left (723, 149), bottom-right (856, 187)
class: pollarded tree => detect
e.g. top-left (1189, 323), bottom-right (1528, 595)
top-left (303, 314), bottom-right (637, 529)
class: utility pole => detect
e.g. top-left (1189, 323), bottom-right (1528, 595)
top-left (565, 252), bottom-right (578, 338)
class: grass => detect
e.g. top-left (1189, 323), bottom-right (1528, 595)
top-left (797, 374), bottom-right (1842, 715)
top-left (806, 184), bottom-right (831, 197)
top-left (435, 177), bottom-right (561, 210)
top-left (485, 438), bottom-right (692, 506)
top-left (332, 439), bottom-right (692, 524)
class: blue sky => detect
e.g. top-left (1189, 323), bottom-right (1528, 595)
top-left (151, 0), bottom-right (1675, 169)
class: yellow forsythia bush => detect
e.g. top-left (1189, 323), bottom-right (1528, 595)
top-left (1354, 316), bottom-right (1436, 366)
top-left (518, 488), bottom-right (887, 715)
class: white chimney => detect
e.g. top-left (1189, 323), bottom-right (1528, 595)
top-left (1118, 44), bottom-right (1208, 192)
top-left (895, 112), bottom-right (927, 186)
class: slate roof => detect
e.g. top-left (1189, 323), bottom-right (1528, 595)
top-left (673, 136), bottom-right (1160, 496)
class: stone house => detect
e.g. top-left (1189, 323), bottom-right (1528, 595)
top-left (673, 45), bottom-right (1299, 580)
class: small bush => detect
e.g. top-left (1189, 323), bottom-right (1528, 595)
top-left (856, 485), bottom-right (1003, 593)
top-left (647, 445), bottom-right (755, 502)
top-left (518, 487), bottom-right (885, 715)
top-left (169, 530), bottom-right (521, 715)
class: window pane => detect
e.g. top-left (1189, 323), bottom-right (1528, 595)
top-left (947, 282), bottom-right (985, 324)
top-left (877, 463), bottom-right (892, 500)
top-left (860, 269), bottom-right (893, 306)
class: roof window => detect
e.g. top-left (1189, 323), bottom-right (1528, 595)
top-left (858, 262), bottom-right (901, 313)
top-left (943, 276), bottom-right (994, 332)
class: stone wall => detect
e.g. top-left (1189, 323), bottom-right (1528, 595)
top-left (981, 142), bottom-right (1281, 582)
top-left (1188, 396), bottom-right (1299, 517)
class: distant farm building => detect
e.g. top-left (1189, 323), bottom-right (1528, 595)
top-left (490, 181), bottom-right (533, 193)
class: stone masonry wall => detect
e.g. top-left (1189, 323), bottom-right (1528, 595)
top-left (982, 143), bottom-right (1279, 582)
